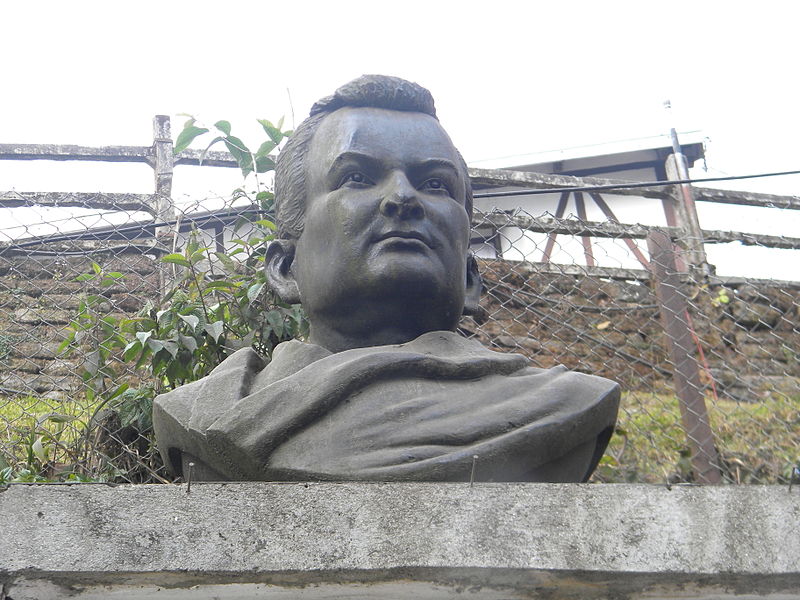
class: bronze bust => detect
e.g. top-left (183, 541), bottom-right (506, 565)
top-left (153, 75), bottom-right (620, 482)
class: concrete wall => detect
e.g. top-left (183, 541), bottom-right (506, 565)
top-left (1, 483), bottom-right (798, 599)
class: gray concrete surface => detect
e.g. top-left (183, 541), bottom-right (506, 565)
top-left (1, 482), bottom-right (798, 599)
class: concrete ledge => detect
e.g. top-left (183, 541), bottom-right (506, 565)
top-left (1, 483), bottom-right (798, 599)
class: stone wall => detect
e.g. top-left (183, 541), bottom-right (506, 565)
top-left (0, 246), bottom-right (159, 398)
top-left (1, 247), bottom-right (798, 402)
top-left (470, 259), bottom-right (800, 399)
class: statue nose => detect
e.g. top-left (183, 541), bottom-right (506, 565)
top-left (380, 172), bottom-right (424, 220)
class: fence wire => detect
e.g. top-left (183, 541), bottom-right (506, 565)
top-left (1, 193), bottom-right (798, 485)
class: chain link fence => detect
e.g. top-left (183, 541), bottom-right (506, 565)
top-left (1, 122), bottom-right (798, 485)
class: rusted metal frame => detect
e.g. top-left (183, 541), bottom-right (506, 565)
top-left (541, 192), bottom-right (570, 263)
top-left (573, 192), bottom-right (595, 267)
top-left (589, 192), bottom-right (651, 269)
top-left (646, 229), bottom-right (721, 484)
top-left (0, 191), bottom-right (154, 213)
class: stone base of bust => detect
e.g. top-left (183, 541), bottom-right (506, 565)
top-left (153, 331), bottom-right (619, 483)
top-left (1, 483), bottom-right (797, 599)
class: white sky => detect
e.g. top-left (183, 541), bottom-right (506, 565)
top-left (1, 0), bottom-right (798, 278)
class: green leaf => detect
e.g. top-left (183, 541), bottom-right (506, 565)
top-left (178, 314), bottom-right (200, 331)
top-left (214, 252), bottom-right (236, 271)
top-left (257, 119), bottom-right (283, 144)
top-left (136, 331), bottom-right (153, 346)
top-left (190, 247), bottom-right (209, 265)
top-left (199, 135), bottom-right (224, 165)
top-left (254, 155), bottom-right (275, 173)
top-left (255, 140), bottom-right (277, 157)
top-left (134, 345), bottom-right (153, 370)
top-left (223, 136), bottom-right (253, 176)
top-left (123, 340), bottom-right (141, 361)
top-left (146, 338), bottom-right (164, 353)
top-left (162, 253), bottom-right (192, 267)
top-left (74, 273), bottom-right (95, 282)
top-left (106, 383), bottom-right (130, 402)
top-left (174, 125), bottom-right (210, 154)
top-left (32, 436), bottom-right (47, 464)
top-left (41, 413), bottom-right (78, 424)
top-left (57, 336), bottom-right (74, 354)
top-left (204, 320), bottom-right (224, 342)
top-left (91, 262), bottom-right (102, 275)
top-left (254, 219), bottom-right (276, 230)
top-left (214, 120), bottom-right (232, 136)
top-left (162, 340), bottom-right (180, 358)
top-left (84, 349), bottom-right (99, 376)
top-left (255, 191), bottom-right (274, 202)
top-left (179, 334), bottom-right (198, 353)
top-left (204, 280), bottom-right (236, 292)
top-left (247, 282), bottom-right (264, 304)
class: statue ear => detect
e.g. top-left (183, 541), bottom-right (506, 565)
top-left (462, 253), bottom-right (483, 316)
top-left (265, 239), bottom-right (301, 304)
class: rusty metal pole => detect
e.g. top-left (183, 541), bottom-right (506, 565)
top-left (647, 229), bottom-right (721, 484)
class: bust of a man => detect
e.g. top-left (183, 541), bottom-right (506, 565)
top-left (153, 75), bottom-right (619, 482)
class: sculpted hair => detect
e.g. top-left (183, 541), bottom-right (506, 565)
top-left (274, 74), bottom-right (473, 239)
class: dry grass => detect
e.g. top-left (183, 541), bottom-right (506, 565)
top-left (593, 391), bottom-right (800, 483)
top-left (3, 390), bottom-right (798, 484)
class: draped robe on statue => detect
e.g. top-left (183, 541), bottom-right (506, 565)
top-left (153, 331), bottom-right (620, 482)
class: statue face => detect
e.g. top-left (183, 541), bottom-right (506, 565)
top-left (289, 106), bottom-right (472, 345)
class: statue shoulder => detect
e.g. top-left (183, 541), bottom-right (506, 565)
top-left (153, 347), bottom-right (267, 477)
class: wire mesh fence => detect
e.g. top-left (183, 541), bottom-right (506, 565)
top-left (1, 123), bottom-right (798, 486)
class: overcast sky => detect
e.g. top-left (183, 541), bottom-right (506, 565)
top-left (1, 0), bottom-right (798, 277)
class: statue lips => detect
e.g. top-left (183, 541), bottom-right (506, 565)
top-left (373, 229), bottom-right (435, 250)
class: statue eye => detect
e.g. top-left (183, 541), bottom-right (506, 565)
top-left (341, 172), bottom-right (371, 186)
top-left (420, 178), bottom-right (451, 194)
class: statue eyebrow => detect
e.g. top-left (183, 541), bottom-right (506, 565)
top-left (409, 158), bottom-right (460, 175)
top-left (327, 151), bottom-right (381, 175)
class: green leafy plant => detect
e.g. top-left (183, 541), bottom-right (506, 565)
top-left (174, 115), bottom-right (290, 179)
top-left (48, 115), bottom-right (308, 483)
top-left (121, 225), bottom-right (307, 391)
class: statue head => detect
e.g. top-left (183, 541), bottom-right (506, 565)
top-left (267, 75), bottom-right (481, 352)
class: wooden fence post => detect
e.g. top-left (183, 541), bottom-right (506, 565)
top-left (665, 153), bottom-right (709, 276)
top-left (646, 229), bottom-right (722, 484)
top-left (152, 115), bottom-right (174, 224)
top-left (152, 115), bottom-right (176, 298)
